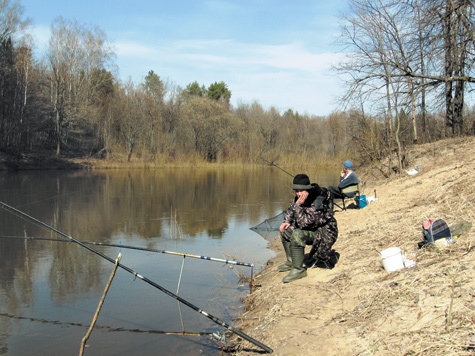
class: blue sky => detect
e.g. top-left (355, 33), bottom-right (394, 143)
top-left (20, 0), bottom-right (349, 116)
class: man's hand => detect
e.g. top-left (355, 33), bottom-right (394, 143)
top-left (279, 222), bottom-right (290, 233)
top-left (296, 190), bottom-right (309, 205)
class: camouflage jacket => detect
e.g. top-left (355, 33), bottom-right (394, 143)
top-left (283, 185), bottom-right (335, 231)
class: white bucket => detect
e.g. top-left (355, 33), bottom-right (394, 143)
top-left (379, 247), bottom-right (404, 272)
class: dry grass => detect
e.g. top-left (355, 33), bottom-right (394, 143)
top-left (221, 250), bottom-right (252, 283)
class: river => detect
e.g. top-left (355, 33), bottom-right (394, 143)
top-left (0, 167), bottom-right (336, 355)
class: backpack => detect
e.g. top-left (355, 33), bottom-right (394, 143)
top-left (420, 219), bottom-right (453, 247)
top-left (313, 187), bottom-right (332, 211)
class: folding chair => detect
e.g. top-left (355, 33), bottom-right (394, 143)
top-left (331, 184), bottom-right (360, 211)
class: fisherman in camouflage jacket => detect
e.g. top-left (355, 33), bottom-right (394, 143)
top-left (278, 174), bottom-right (338, 283)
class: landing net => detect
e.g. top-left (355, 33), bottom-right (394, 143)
top-left (250, 211), bottom-right (285, 241)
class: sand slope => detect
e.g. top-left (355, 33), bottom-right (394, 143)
top-left (231, 137), bottom-right (475, 356)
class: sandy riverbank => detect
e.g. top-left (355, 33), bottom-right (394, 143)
top-left (229, 137), bottom-right (475, 356)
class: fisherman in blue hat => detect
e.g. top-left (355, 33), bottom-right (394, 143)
top-left (278, 174), bottom-right (338, 283)
top-left (328, 160), bottom-right (359, 201)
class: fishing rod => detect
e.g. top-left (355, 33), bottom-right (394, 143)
top-left (0, 235), bottom-right (255, 268)
top-left (0, 201), bottom-right (273, 354)
top-left (0, 234), bottom-right (255, 293)
top-left (256, 155), bottom-right (294, 178)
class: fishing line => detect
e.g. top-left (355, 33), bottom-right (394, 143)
top-left (4, 183), bottom-right (97, 210)
top-left (0, 201), bottom-right (273, 353)
top-left (0, 312), bottom-right (212, 336)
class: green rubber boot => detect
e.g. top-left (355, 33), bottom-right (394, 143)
top-left (282, 244), bottom-right (307, 283)
top-left (277, 238), bottom-right (292, 272)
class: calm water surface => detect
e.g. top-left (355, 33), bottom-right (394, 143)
top-left (0, 167), bottom-right (336, 356)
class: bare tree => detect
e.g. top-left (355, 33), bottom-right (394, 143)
top-left (0, 0), bottom-right (30, 43)
top-left (436, 0), bottom-right (475, 135)
top-left (336, 0), bottom-right (414, 174)
top-left (113, 80), bottom-right (149, 161)
top-left (336, 0), bottom-right (475, 175)
top-left (0, 0), bottom-right (31, 153)
top-left (47, 17), bottom-right (114, 155)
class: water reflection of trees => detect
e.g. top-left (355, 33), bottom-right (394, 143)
top-left (0, 168), bottom-right (290, 243)
top-left (0, 168), bottom-right (288, 308)
top-left (54, 167), bottom-right (289, 241)
top-left (0, 237), bottom-right (38, 354)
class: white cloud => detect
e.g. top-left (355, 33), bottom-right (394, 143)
top-left (118, 38), bottom-right (343, 74)
top-left (116, 41), bottom-right (158, 57)
top-left (229, 68), bottom-right (343, 115)
top-left (112, 37), bottom-right (347, 115)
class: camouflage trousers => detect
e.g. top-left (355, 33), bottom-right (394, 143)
top-left (281, 224), bottom-right (338, 262)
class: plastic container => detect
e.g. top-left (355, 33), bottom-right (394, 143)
top-left (379, 247), bottom-right (405, 272)
top-left (434, 238), bottom-right (448, 247)
top-left (356, 195), bottom-right (367, 208)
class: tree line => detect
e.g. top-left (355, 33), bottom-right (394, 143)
top-left (1, 0), bottom-right (474, 177)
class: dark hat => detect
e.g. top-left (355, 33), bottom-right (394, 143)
top-left (292, 174), bottom-right (312, 190)
top-left (343, 160), bottom-right (353, 169)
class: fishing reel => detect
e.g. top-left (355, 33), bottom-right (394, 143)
top-left (211, 331), bottom-right (227, 345)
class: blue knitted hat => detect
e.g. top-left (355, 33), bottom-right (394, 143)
top-left (343, 160), bottom-right (353, 169)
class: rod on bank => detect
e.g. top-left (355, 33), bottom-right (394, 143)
top-left (0, 234), bottom-right (256, 294)
top-left (0, 235), bottom-right (255, 268)
top-left (0, 201), bottom-right (273, 354)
